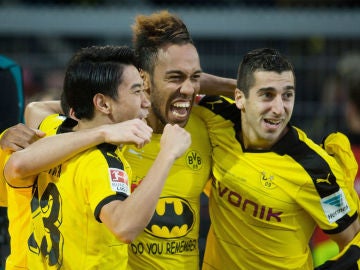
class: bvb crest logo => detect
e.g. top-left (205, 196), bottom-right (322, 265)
top-left (185, 150), bottom-right (203, 171)
top-left (260, 171), bottom-right (276, 189)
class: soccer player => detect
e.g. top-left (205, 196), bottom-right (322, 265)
top-left (124, 11), bottom-right (212, 270)
top-left (3, 45), bottom-right (191, 269)
top-left (197, 48), bottom-right (360, 269)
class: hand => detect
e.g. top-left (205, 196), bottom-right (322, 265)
top-left (102, 119), bottom-right (153, 149)
top-left (160, 124), bottom-right (191, 159)
top-left (0, 123), bottom-right (46, 152)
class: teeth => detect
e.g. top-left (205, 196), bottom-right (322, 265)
top-left (173, 101), bottom-right (190, 108)
top-left (173, 111), bottom-right (183, 117)
top-left (265, 119), bottom-right (280, 125)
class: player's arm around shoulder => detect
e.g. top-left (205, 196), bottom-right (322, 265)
top-left (99, 124), bottom-right (191, 244)
top-left (4, 119), bottom-right (153, 189)
top-left (25, 100), bottom-right (62, 129)
top-left (199, 73), bottom-right (236, 97)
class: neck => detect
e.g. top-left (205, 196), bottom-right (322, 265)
top-left (72, 116), bottom-right (105, 132)
top-left (239, 125), bottom-right (289, 151)
top-left (146, 109), bottom-right (166, 134)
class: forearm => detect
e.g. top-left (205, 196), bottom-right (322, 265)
top-left (102, 150), bottom-right (177, 243)
top-left (200, 73), bottom-right (236, 97)
top-left (4, 127), bottom-right (106, 186)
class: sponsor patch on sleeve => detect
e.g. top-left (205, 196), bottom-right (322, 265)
top-left (320, 189), bottom-right (350, 223)
top-left (108, 168), bottom-right (130, 195)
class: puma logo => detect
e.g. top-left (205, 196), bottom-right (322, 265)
top-left (206, 100), bottom-right (223, 110)
top-left (107, 152), bottom-right (121, 162)
top-left (316, 173), bottom-right (332, 185)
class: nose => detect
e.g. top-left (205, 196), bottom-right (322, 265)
top-left (272, 95), bottom-right (285, 115)
top-left (141, 91), bottom-right (151, 108)
top-left (180, 79), bottom-right (196, 96)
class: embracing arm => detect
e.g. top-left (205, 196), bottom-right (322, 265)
top-left (4, 119), bottom-right (152, 187)
top-left (99, 124), bottom-right (191, 243)
top-left (24, 100), bottom-right (62, 129)
top-left (200, 73), bottom-right (236, 97)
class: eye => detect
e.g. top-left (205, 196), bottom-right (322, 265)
top-left (168, 75), bottom-right (182, 82)
top-left (133, 88), bottom-right (144, 95)
top-left (262, 91), bottom-right (274, 99)
top-left (283, 91), bottom-right (294, 100)
top-left (191, 74), bottom-right (201, 81)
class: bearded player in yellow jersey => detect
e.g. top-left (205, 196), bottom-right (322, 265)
top-left (197, 48), bottom-right (360, 269)
top-left (3, 45), bottom-right (192, 270)
top-left (124, 11), bottom-right (212, 270)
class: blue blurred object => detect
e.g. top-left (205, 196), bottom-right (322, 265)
top-left (0, 55), bottom-right (25, 132)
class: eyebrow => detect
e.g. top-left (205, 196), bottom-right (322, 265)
top-left (257, 85), bottom-right (295, 93)
top-left (130, 83), bottom-right (143, 90)
top-left (165, 69), bottom-right (202, 75)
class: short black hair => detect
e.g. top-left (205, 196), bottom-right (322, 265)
top-left (63, 45), bottom-right (137, 120)
top-left (237, 48), bottom-right (295, 97)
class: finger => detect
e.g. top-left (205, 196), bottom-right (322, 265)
top-left (33, 129), bottom-right (46, 138)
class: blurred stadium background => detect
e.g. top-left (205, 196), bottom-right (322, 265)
top-left (1, 0), bottom-right (360, 141)
top-left (0, 0), bottom-right (360, 268)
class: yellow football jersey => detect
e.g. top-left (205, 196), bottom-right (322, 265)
top-left (28, 117), bottom-right (132, 270)
top-left (125, 112), bottom-right (211, 270)
top-left (3, 114), bottom-right (66, 269)
top-left (197, 96), bottom-right (359, 270)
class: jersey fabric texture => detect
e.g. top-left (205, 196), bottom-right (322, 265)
top-left (125, 112), bottom-right (211, 270)
top-left (2, 152), bottom-right (32, 270)
top-left (3, 157), bottom-right (32, 270)
top-left (197, 95), bottom-right (359, 270)
top-left (27, 116), bottom-right (132, 270)
top-left (38, 113), bottom-right (67, 133)
top-left (0, 114), bottom-right (64, 270)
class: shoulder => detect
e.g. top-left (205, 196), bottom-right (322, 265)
top-left (39, 114), bottom-right (66, 135)
top-left (198, 95), bottom-right (238, 121)
top-left (194, 95), bottom-right (240, 131)
top-left (91, 143), bottom-right (126, 170)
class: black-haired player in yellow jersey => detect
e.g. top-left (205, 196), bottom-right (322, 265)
top-left (3, 45), bottom-right (191, 270)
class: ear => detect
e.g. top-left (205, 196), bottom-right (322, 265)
top-left (69, 108), bottom-right (79, 121)
top-left (235, 88), bottom-right (245, 110)
top-left (140, 69), bottom-right (151, 95)
top-left (93, 93), bottom-right (111, 114)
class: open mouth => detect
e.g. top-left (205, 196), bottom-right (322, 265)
top-left (264, 119), bottom-right (282, 129)
top-left (170, 101), bottom-right (191, 118)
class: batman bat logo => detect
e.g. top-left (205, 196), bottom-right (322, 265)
top-left (145, 197), bottom-right (195, 239)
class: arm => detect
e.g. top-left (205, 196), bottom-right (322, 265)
top-left (200, 73), bottom-right (236, 97)
top-left (328, 218), bottom-right (360, 251)
top-left (99, 124), bottom-right (191, 243)
top-left (4, 119), bottom-right (153, 187)
top-left (316, 220), bottom-right (360, 269)
top-left (24, 100), bottom-right (62, 129)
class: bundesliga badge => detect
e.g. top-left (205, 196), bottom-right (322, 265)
top-left (109, 168), bottom-right (130, 195)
